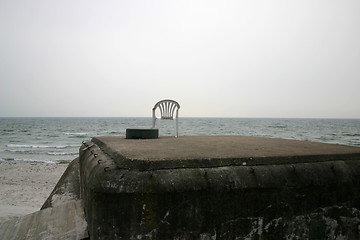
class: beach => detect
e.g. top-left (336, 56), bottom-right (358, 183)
top-left (0, 160), bottom-right (68, 224)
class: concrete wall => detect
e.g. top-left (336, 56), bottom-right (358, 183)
top-left (42, 157), bottom-right (81, 210)
top-left (79, 138), bottom-right (360, 239)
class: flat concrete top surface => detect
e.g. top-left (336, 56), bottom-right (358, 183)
top-left (92, 136), bottom-right (360, 170)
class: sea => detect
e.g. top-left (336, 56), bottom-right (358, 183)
top-left (1, 117), bottom-right (360, 164)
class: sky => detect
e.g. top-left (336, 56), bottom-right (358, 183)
top-left (1, 0), bottom-right (359, 118)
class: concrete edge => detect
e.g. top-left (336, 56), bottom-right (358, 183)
top-left (92, 136), bottom-right (360, 171)
top-left (80, 140), bottom-right (360, 194)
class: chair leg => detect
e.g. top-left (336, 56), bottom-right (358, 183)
top-left (174, 119), bottom-right (178, 137)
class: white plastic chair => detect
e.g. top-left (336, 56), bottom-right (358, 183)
top-left (152, 99), bottom-right (180, 137)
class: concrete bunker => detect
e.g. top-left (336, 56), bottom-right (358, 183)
top-left (79, 136), bottom-right (360, 239)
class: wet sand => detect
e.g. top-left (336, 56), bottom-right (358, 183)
top-left (0, 161), bottom-right (68, 223)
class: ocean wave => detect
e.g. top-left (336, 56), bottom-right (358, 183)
top-left (5, 149), bottom-right (39, 154)
top-left (268, 125), bottom-right (287, 129)
top-left (46, 134), bottom-right (60, 138)
top-left (0, 158), bottom-right (57, 164)
top-left (2, 129), bottom-right (15, 135)
top-left (54, 145), bottom-right (79, 149)
top-left (343, 133), bottom-right (360, 137)
top-left (63, 132), bottom-right (88, 136)
top-left (101, 130), bottom-right (121, 134)
top-left (18, 129), bottom-right (29, 133)
top-left (2, 129), bottom-right (14, 132)
top-left (6, 144), bottom-right (51, 148)
top-left (6, 144), bottom-right (77, 149)
top-left (47, 152), bottom-right (78, 156)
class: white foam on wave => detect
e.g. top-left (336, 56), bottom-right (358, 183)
top-left (6, 144), bottom-right (77, 149)
top-left (53, 145), bottom-right (79, 149)
top-left (7, 144), bottom-right (53, 148)
top-left (47, 152), bottom-right (77, 156)
top-left (101, 130), bottom-right (120, 134)
top-left (63, 132), bottom-right (88, 136)
top-left (7, 144), bottom-right (34, 148)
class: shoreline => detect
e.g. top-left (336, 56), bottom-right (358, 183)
top-left (0, 160), bottom-right (68, 223)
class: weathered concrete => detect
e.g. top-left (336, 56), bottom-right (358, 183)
top-left (92, 136), bottom-right (360, 170)
top-left (42, 157), bottom-right (81, 209)
top-left (79, 136), bottom-right (360, 239)
top-left (0, 200), bottom-right (88, 240)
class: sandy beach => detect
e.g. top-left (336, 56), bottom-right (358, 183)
top-left (0, 160), bottom-right (68, 224)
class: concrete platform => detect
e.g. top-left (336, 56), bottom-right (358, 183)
top-left (79, 136), bottom-right (360, 239)
top-left (92, 136), bottom-right (360, 170)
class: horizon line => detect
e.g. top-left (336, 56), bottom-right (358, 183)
top-left (1, 116), bottom-right (360, 120)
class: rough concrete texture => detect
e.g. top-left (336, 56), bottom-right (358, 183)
top-left (0, 200), bottom-right (88, 240)
top-left (92, 136), bottom-right (360, 170)
top-left (41, 157), bottom-right (81, 210)
top-left (79, 136), bottom-right (360, 239)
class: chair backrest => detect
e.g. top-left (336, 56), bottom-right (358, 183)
top-left (152, 99), bottom-right (180, 119)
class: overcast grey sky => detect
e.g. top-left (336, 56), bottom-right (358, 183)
top-left (1, 0), bottom-right (359, 118)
